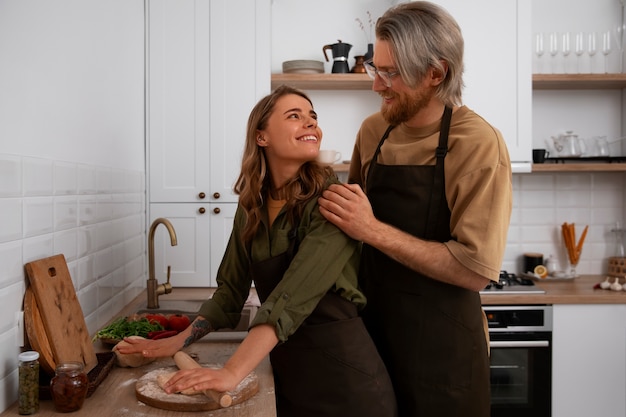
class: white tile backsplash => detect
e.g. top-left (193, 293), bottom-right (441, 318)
top-left (0, 282), bottom-right (25, 334)
top-left (53, 161), bottom-right (77, 195)
top-left (22, 157), bottom-right (53, 196)
top-left (0, 154), bottom-right (146, 408)
top-left (503, 171), bottom-right (625, 274)
top-left (0, 199), bottom-right (22, 243)
top-left (22, 197), bottom-right (54, 237)
top-left (0, 241), bottom-right (22, 288)
top-left (77, 164), bottom-right (97, 194)
top-left (54, 195), bottom-right (78, 231)
top-left (53, 229), bottom-right (78, 262)
top-left (0, 156), bottom-right (21, 197)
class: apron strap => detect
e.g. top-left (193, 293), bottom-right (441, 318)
top-left (424, 106), bottom-right (452, 239)
top-left (365, 125), bottom-right (396, 193)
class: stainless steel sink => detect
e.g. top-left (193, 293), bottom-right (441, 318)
top-left (137, 299), bottom-right (205, 313)
top-left (135, 300), bottom-right (254, 332)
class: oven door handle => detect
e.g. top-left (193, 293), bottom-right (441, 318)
top-left (490, 340), bottom-right (550, 348)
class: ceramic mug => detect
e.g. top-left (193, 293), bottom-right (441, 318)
top-left (317, 150), bottom-right (342, 165)
top-left (532, 148), bottom-right (549, 163)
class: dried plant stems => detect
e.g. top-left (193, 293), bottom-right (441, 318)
top-left (561, 222), bottom-right (588, 265)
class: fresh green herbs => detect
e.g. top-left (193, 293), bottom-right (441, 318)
top-left (93, 317), bottom-right (164, 342)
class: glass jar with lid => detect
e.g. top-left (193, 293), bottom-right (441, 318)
top-left (18, 351), bottom-right (39, 415)
top-left (50, 361), bottom-right (88, 412)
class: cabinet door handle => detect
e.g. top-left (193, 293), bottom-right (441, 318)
top-left (213, 192), bottom-right (220, 199)
top-left (198, 192), bottom-right (206, 199)
top-left (198, 207), bottom-right (206, 214)
top-left (213, 207), bottom-right (221, 214)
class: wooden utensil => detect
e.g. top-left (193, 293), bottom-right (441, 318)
top-left (173, 350), bottom-right (233, 407)
top-left (24, 254), bottom-right (98, 373)
top-left (23, 286), bottom-right (56, 374)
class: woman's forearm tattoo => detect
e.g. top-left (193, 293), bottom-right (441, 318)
top-left (183, 317), bottom-right (213, 347)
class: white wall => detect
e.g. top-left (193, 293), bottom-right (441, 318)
top-left (0, 0), bottom-right (146, 412)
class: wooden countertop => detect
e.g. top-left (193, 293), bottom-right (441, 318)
top-left (4, 277), bottom-right (624, 416)
top-left (1, 340), bottom-right (276, 417)
top-left (480, 275), bottom-right (626, 305)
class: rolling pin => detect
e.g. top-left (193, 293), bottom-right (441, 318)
top-left (173, 351), bottom-right (233, 408)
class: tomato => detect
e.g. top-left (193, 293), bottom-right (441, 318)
top-left (145, 314), bottom-right (169, 329)
top-left (168, 314), bottom-right (191, 333)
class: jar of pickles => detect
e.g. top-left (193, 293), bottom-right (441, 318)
top-left (18, 351), bottom-right (39, 415)
top-left (50, 362), bottom-right (88, 413)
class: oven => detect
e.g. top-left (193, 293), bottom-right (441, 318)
top-left (484, 305), bottom-right (552, 417)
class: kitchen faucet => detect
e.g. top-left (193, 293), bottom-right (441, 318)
top-left (147, 218), bottom-right (178, 309)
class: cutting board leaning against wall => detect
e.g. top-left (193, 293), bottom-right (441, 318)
top-left (25, 254), bottom-right (98, 373)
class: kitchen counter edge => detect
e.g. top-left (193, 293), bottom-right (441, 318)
top-left (480, 275), bottom-right (626, 305)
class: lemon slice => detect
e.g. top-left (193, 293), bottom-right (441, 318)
top-left (534, 264), bottom-right (548, 279)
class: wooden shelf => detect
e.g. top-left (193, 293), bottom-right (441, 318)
top-left (331, 163), bottom-right (349, 173)
top-left (271, 73), bottom-right (372, 90)
top-left (273, 73), bottom-right (626, 91)
top-left (533, 73), bottom-right (626, 90)
top-left (532, 163), bottom-right (626, 172)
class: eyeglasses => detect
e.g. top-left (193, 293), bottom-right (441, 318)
top-left (363, 59), bottom-right (400, 87)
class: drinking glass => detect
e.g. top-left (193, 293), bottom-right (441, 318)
top-left (616, 24), bottom-right (625, 72)
top-left (588, 32), bottom-right (598, 73)
top-left (548, 32), bottom-right (559, 73)
top-left (602, 30), bottom-right (612, 73)
top-left (561, 32), bottom-right (571, 73)
top-left (534, 33), bottom-right (545, 73)
top-left (574, 32), bottom-right (585, 73)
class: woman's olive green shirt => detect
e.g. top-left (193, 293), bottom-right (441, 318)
top-left (197, 182), bottom-right (365, 342)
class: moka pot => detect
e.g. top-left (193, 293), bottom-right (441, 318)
top-left (323, 40), bottom-right (352, 73)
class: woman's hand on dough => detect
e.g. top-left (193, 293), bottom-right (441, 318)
top-left (164, 367), bottom-right (239, 394)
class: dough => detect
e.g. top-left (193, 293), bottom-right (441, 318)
top-left (156, 370), bottom-right (201, 395)
top-left (113, 336), bottom-right (157, 368)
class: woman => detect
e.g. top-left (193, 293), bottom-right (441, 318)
top-left (119, 85), bottom-right (397, 417)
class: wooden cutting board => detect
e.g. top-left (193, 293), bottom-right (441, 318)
top-left (24, 254), bottom-right (98, 373)
top-left (23, 287), bottom-right (56, 374)
top-left (135, 366), bottom-right (259, 411)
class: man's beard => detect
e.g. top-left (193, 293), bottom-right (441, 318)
top-left (380, 88), bottom-right (432, 125)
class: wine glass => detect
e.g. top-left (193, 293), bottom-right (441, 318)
top-left (534, 33), bottom-right (545, 73)
top-left (616, 24), bottom-right (625, 72)
top-left (548, 32), bottom-right (559, 73)
top-left (602, 30), bottom-right (612, 73)
top-left (561, 32), bottom-right (571, 73)
top-left (588, 32), bottom-right (598, 73)
top-left (574, 32), bottom-right (585, 73)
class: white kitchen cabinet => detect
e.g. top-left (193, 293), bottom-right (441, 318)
top-left (147, 0), bottom-right (270, 204)
top-left (552, 304), bottom-right (626, 417)
top-left (426, 0), bottom-right (532, 166)
top-left (147, 0), bottom-right (270, 286)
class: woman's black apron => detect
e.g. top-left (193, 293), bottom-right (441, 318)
top-left (360, 107), bottom-right (490, 417)
top-left (249, 224), bottom-right (397, 417)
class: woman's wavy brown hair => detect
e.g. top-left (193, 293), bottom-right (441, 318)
top-left (234, 85), bottom-right (334, 243)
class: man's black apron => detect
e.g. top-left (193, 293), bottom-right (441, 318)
top-left (249, 223), bottom-right (397, 417)
top-left (360, 107), bottom-right (490, 417)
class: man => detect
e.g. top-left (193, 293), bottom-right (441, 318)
top-left (318, 2), bottom-right (512, 416)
